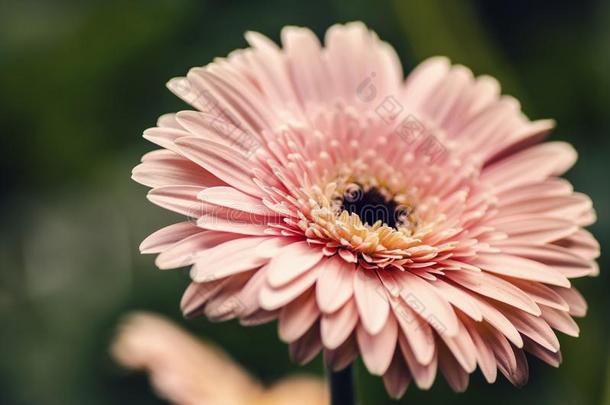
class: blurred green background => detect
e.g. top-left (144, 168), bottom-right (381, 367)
top-left (1, 0), bottom-right (608, 404)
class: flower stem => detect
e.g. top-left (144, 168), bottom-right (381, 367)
top-left (328, 364), bottom-right (355, 405)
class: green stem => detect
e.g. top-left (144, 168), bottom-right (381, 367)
top-left (328, 364), bottom-right (355, 405)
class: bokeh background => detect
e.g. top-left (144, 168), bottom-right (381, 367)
top-left (1, 0), bottom-right (609, 404)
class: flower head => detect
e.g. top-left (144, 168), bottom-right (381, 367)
top-left (134, 22), bottom-right (599, 398)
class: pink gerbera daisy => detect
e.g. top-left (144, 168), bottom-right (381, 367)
top-left (133, 22), bottom-right (599, 399)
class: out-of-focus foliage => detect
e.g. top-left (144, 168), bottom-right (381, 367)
top-left (0, 1), bottom-right (608, 404)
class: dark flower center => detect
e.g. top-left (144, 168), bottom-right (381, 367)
top-left (340, 184), bottom-right (410, 229)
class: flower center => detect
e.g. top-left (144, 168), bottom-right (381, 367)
top-left (339, 183), bottom-right (413, 230)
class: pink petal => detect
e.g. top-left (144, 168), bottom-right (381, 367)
top-left (485, 119), bottom-right (555, 163)
top-left (438, 319), bottom-right (477, 373)
top-left (197, 214), bottom-right (269, 236)
top-left (497, 178), bottom-right (573, 206)
top-left (482, 142), bottom-right (577, 193)
top-left (133, 149), bottom-right (223, 188)
top-left (245, 30), bottom-right (301, 108)
top-left (462, 317), bottom-right (497, 383)
top-left (320, 299), bottom-right (358, 350)
top-left (438, 340), bottom-right (470, 392)
top-left (356, 315), bottom-right (398, 375)
top-left (281, 26), bottom-right (328, 104)
top-left (403, 57), bottom-right (450, 112)
top-left (523, 336), bottom-right (562, 367)
top-left (473, 297), bottom-right (524, 348)
top-left (354, 268), bottom-right (390, 335)
top-left (394, 272), bottom-right (460, 336)
top-left (180, 279), bottom-right (228, 318)
top-left (174, 137), bottom-right (262, 196)
top-left (430, 279), bottom-right (483, 321)
top-left (198, 186), bottom-right (274, 216)
top-left (473, 254), bottom-right (570, 288)
top-left (259, 267), bottom-right (319, 311)
top-left (139, 222), bottom-right (202, 254)
top-left (155, 231), bottom-right (239, 269)
top-left (142, 126), bottom-right (188, 152)
top-left (189, 237), bottom-right (269, 281)
top-left (398, 334), bottom-right (437, 389)
top-left (203, 272), bottom-right (252, 321)
top-left (382, 353), bottom-right (411, 399)
top-left (239, 308), bottom-right (278, 326)
top-left (499, 243), bottom-right (597, 278)
top-left (392, 297), bottom-right (436, 365)
top-left (423, 65), bottom-right (473, 128)
top-left (540, 305), bottom-right (579, 337)
top-left (502, 308), bottom-right (559, 352)
top-left (175, 109), bottom-right (261, 151)
top-left (480, 323), bottom-right (517, 373)
top-left (447, 271), bottom-right (541, 316)
top-left (255, 237), bottom-right (301, 258)
top-left (289, 323), bottom-right (322, 365)
top-left (323, 335), bottom-right (358, 372)
top-left (496, 194), bottom-right (592, 223)
top-left (279, 290), bottom-right (320, 342)
top-left (491, 217), bottom-right (578, 245)
top-left (234, 265), bottom-right (270, 317)
top-left (551, 286), bottom-right (587, 317)
top-left (316, 256), bottom-right (355, 313)
top-left (267, 241), bottom-right (324, 287)
top-left (147, 185), bottom-right (204, 217)
top-left (497, 346), bottom-right (528, 387)
top-left (553, 229), bottom-right (600, 261)
top-left (508, 279), bottom-right (569, 311)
